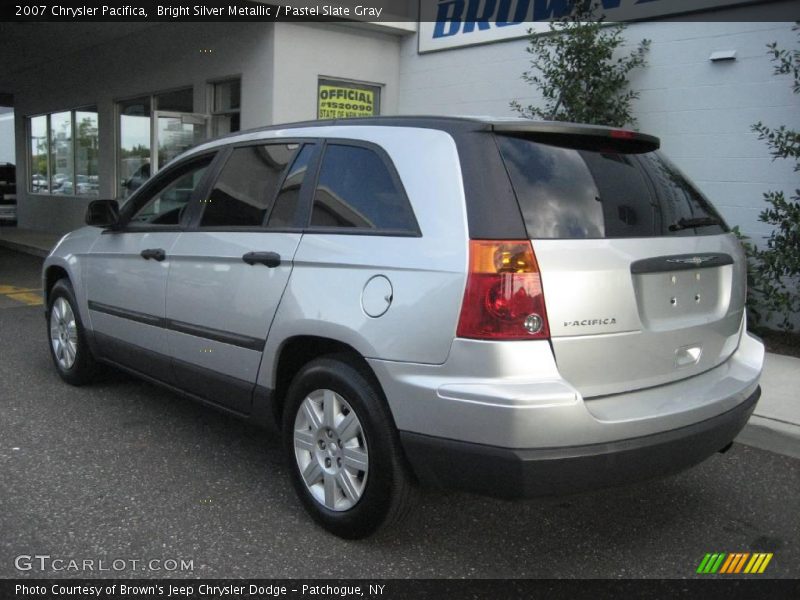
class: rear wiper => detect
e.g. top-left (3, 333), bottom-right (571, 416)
top-left (668, 216), bottom-right (721, 232)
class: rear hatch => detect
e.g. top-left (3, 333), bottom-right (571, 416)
top-left (494, 125), bottom-right (747, 398)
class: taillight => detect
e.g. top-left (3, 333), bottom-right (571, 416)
top-left (456, 240), bottom-right (550, 340)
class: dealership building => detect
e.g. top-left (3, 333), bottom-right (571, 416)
top-left (0, 0), bottom-right (796, 241)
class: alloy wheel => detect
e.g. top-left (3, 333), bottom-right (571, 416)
top-left (293, 388), bottom-right (369, 511)
top-left (50, 297), bottom-right (78, 370)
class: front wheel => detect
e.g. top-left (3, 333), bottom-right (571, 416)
top-left (47, 279), bottom-right (97, 385)
top-left (282, 356), bottom-right (414, 539)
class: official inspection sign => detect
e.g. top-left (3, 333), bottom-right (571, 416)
top-left (318, 79), bottom-right (380, 118)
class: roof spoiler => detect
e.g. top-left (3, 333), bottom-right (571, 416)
top-left (491, 121), bottom-right (660, 154)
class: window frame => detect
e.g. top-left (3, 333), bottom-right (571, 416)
top-left (209, 77), bottom-right (242, 137)
top-left (112, 150), bottom-right (222, 233)
top-left (27, 114), bottom-right (50, 195)
top-left (166, 137), bottom-right (421, 238)
top-left (305, 139), bottom-right (421, 238)
top-left (26, 105), bottom-right (99, 198)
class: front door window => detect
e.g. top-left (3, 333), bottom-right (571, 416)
top-left (126, 156), bottom-right (212, 228)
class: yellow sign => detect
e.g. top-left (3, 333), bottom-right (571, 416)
top-left (318, 84), bottom-right (376, 119)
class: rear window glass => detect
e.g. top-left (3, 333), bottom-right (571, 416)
top-left (495, 135), bottom-right (727, 239)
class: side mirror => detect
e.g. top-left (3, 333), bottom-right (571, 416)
top-left (85, 199), bottom-right (120, 228)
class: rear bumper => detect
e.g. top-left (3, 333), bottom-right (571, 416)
top-left (400, 386), bottom-right (759, 499)
top-left (369, 331), bottom-right (764, 449)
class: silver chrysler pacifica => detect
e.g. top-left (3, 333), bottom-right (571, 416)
top-left (43, 117), bottom-right (764, 538)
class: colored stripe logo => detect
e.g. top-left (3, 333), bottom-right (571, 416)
top-left (697, 552), bottom-right (773, 574)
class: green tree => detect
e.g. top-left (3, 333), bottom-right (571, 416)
top-left (511, 1), bottom-right (650, 127)
top-left (747, 23), bottom-right (800, 331)
top-left (76, 116), bottom-right (99, 177)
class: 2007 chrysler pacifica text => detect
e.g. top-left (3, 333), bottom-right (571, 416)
top-left (43, 117), bottom-right (764, 538)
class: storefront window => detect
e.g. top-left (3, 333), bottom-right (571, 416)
top-left (49, 112), bottom-right (72, 195)
top-left (212, 79), bottom-right (241, 136)
top-left (119, 96), bottom-right (151, 200)
top-left (118, 88), bottom-right (200, 200)
top-left (29, 115), bottom-right (48, 193)
top-left (28, 108), bottom-right (98, 197)
top-left (75, 109), bottom-right (99, 196)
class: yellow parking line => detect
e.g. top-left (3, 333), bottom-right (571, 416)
top-left (5, 291), bottom-right (43, 306)
top-left (0, 285), bottom-right (39, 294)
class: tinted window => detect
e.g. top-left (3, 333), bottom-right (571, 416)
top-left (496, 135), bottom-right (727, 239)
top-left (128, 157), bottom-right (211, 227)
top-left (310, 144), bottom-right (416, 232)
top-left (200, 144), bottom-right (296, 227)
top-left (267, 144), bottom-right (315, 228)
top-left (638, 152), bottom-right (727, 236)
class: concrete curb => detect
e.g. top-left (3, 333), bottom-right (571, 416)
top-left (0, 237), bottom-right (50, 258)
top-left (738, 416), bottom-right (800, 459)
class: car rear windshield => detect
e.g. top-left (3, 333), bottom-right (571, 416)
top-left (495, 134), bottom-right (728, 239)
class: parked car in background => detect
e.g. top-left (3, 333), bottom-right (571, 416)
top-left (58, 175), bottom-right (95, 196)
top-left (31, 173), bottom-right (47, 192)
top-left (122, 162), bottom-right (150, 195)
top-left (42, 117), bottom-right (764, 538)
top-left (0, 163), bottom-right (16, 225)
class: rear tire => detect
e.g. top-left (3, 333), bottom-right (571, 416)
top-left (282, 355), bottom-right (415, 539)
top-left (47, 278), bottom-right (97, 386)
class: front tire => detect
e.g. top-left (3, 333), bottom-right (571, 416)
top-left (282, 356), bottom-right (414, 539)
top-left (47, 278), bottom-right (97, 386)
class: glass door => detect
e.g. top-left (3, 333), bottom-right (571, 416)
top-left (153, 111), bottom-right (209, 173)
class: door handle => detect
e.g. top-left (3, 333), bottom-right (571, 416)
top-left (140, 248), bottom-right (166, 261)
top-left (242, 251), bottom-right (281, 268)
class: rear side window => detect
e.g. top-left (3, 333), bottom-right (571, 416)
top-left (495, 135), bottom-right (727, 239)
top-left (200, 144), bottom-right (296, 227)
top-left (310, 144), bottom-right (417, 233)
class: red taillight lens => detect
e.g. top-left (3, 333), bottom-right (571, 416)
top-left (456, 240), bottom-right (550, 340)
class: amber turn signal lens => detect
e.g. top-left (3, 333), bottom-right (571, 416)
top-left (457, 240), bottom-right (550, 340)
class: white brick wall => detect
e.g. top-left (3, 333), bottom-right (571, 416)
top-left (398, 21), bottom-right (800, 242)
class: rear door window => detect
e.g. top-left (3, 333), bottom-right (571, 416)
top-left (309, 144), bottom-right (418, 233)
top-left (200, 144), bottom-right (296, 228)
top-left (495, 135), bottom-right (727, 239)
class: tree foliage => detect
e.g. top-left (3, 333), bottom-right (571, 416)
top-left (746, 24), bottom-right (800, 331)
top-left (510, 1), bottom-right (650, 127)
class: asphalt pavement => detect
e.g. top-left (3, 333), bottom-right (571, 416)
top-left (0, 246), bottom-right (798, 579)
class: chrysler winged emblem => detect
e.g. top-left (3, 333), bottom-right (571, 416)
top-left (666, 256), bottom-right (718, 266)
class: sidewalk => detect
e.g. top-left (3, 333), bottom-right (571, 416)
top-left (736, 352), bottom-right (800, 459)
top-left (1, 228), bottom-right (798, 457)
top-left (0, 227), bottom-right (61, 258)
